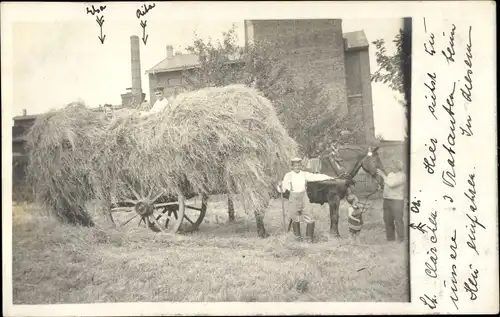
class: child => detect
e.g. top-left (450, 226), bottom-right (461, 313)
top-left (346, 194), bottom-right (364, 240)
top-left (278, 157), bottom-right (335, 242)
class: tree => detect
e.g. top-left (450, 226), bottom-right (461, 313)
top-left (181, 24), bottom-right (294, 97)
top-left (278, 81), bottom-right (364, 156)
top-left (371, 28), bottom-right (410, 139)
top-left (371, 28), bottom-right (409, 103)
top-left (181, 25), bottom-right (364, 157)
top-left (182, 25), bottom-right (245, 89)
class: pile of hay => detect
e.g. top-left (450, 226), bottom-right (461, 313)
top-left (26, 85), bottom-right (297, 225)
top-left (25, 103), bottom-right (108, 226)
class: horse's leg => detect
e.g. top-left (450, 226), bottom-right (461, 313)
top-left (227, 195), bottom-right (235, 222)
top-left (328, 194), bottom-right (341, 237)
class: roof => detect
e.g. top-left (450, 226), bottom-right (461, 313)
top-left (146, 52), bottom-right (243, 74)
top-left (12, 114), bottom-right (40, 121)
top-left (12, 134), bottom-right (28, 142)
top-left (12, 107), bottom-right (120, 127)
top-left (343, 30), bottom-right (369, 50)
top-left (146, 54), bottom-right (202, 74)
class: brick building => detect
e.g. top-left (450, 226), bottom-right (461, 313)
top-left (145, 45), bottom-right (199, 102)
top-left (147, 19), bottom-right (375, 144)
top-left (12, 113), bottom-right (38, 200)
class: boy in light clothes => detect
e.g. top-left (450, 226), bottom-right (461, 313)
top-left (150, 86), bottom-right (170, 113)
top-left (278, 157), bottom-right (335, 242)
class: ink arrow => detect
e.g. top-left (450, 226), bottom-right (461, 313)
top-left (96, 15), bottom-right (105, 27)
top-left (98, 27), bottom-right (106, 44)
top-left (140, 20), bottom-right (148, 45)
top-left (96, 15), bottom-right (105, 44)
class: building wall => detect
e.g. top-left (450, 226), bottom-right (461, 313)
top-left (345, 48), bottom-right (375, 144)
top-left (149, 20), bottom-right (376, 145)
top-left (121, 92), bottom-right (146, 108)
top-left (246, 19), bottom-right (348, 115)
top-left (378, 141), bottom-right (407, 168)
top-left (148, 70), bottom-right (186, 105)
top-left (346, 95), bottom-right (366, 144)
top-left (12, 118), bottom-right (36, 156)
top-left (358, 49), bottom-right (375, 144)
top-left (148, 63), bottom-right (243, 105)
top-left (12, 118), bottom-right (37, 201)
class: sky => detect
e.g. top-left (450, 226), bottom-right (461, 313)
top-left (8, 4), bottom-right (405, 140)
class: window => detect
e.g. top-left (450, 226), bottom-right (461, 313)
top-left (168, 77), bottom-right (182, 86)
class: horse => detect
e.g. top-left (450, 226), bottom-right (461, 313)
top-left (303, 145), bottom-right (386, 237)
top-left (223, 145), bottom-right (386, 238)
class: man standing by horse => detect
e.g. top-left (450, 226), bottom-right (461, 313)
top-left (376, 159), bottom-right (406, 242)
top-left (278, 157), bottom-right (335, 243)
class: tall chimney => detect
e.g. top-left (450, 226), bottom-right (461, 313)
top-left (130, 36), bottom-right (142, 105)
top-left (166, 45), bottom-right (173, 59)
top-left (22, 109), bottom-right (27, 116)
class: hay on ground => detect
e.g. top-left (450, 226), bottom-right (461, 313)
top-left (26, 85), bottom-right (297, 225)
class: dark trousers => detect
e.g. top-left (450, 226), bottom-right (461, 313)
top-left (349, 228), bottom-right (360, 236)
top-left (383, 198), bottom-right (405, 241)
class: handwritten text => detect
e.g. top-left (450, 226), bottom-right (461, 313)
top-left (441, 24), bottom-right (457, 64)
top-left (136, 3), bottom-right (155, 44)
top-left (461, 26), bottom-right (473, 102)
top-left (86, 4), bottom-right (106, 43)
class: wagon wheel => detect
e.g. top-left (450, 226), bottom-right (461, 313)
top-left (109, 184), bottom-right (208, 234)
top-left (176, 193), bottom-right (208, 233)
top-left (148, 192), bottom-right (208, 233)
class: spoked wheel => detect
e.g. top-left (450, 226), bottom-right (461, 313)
top-left (178, 193), bottom-right (208, 233)
top-left (109, 184), bottom-right (208, 234)
top-left (146, 193), bottom-right (208, 233)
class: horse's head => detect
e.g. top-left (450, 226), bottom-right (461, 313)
top-left (315, 145), bottom-right (385, 189)
top-left (356, 146), bottom-right (386, 188)
top-left (323, 145), bottom-right (385, 190)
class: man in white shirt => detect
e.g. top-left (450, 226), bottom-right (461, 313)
top-left (278, 157), bottom-right (335, 242)
top-left (376, 160), bottom-right (406, 242)
top-left (150, 87), bottom-right (169, 113)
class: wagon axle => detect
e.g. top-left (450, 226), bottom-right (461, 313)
top-left (134, 201), bottom-right (154, 217)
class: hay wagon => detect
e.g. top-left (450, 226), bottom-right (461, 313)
top-left (27, 85), bottom-right (295, 234)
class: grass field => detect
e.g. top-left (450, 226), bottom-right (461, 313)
top-left (12, 195), bottom-right (409, 304)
